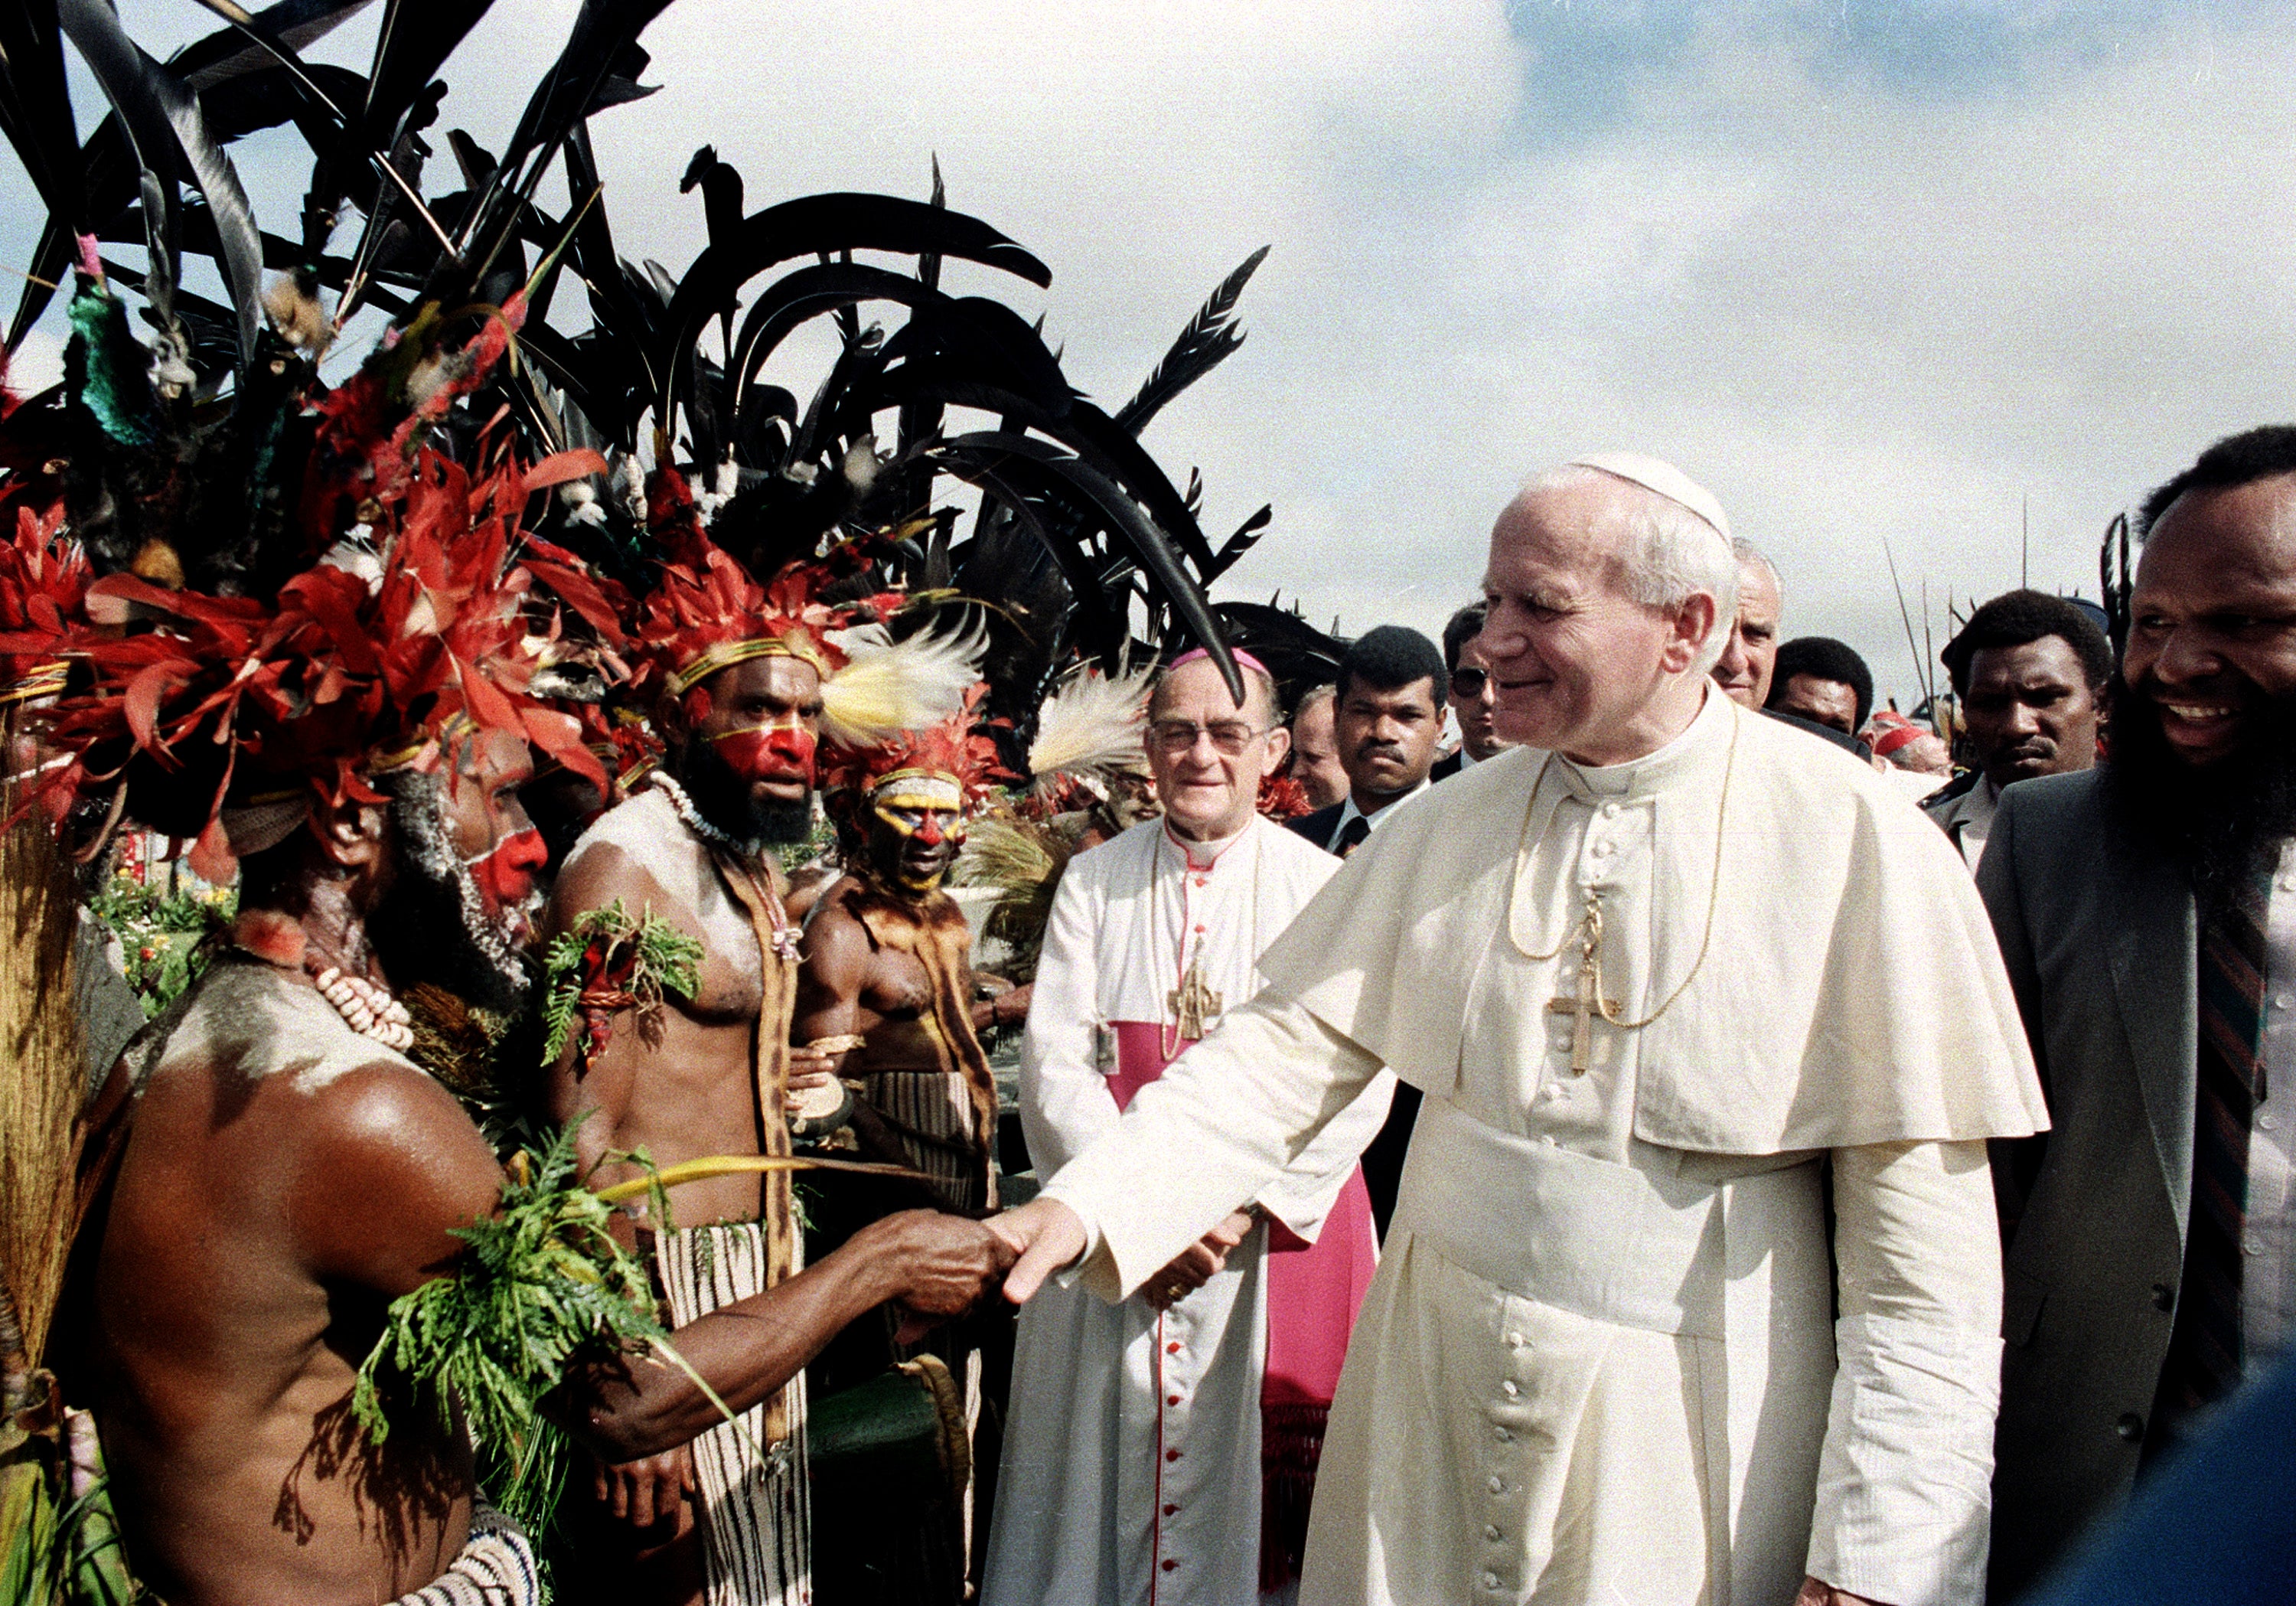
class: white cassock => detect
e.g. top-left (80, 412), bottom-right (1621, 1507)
top-left (1038, 690), bottom-right (2050, 1606)
top-left (984, 815), bottom-right (1396, 1606)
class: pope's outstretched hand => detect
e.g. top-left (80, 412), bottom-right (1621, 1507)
top-left (989, 1197), bottom-right (1089, 1304)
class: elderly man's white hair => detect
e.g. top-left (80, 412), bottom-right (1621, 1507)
top-left (1731, 536), bottom-right (1784, 600)
top-left (1516, 453), bottom-right (1741, 678)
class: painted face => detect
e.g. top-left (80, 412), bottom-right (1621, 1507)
top-left (374, 726), bottom-right (546, 1012)
top-left (678, 654), bottom-right (826, 841)
top-left (709, 718), bottom-right (818, 786)
top-left (866, 773), bottom-right (965, 892)
top-left (437, 727), bottom-right (544, 935)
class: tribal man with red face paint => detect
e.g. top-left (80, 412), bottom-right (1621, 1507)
top-left (539, 540), bottom-right (986, 1606)
top-left (793, 700), bottom-right (1026, 1597)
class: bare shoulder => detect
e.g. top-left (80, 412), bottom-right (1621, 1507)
top-left (287, 1056), bottom-right (503, 1292)
top-left (784, 862), bottom-right (840, 924)
top-left (798, 878), bottom-right (874, 977)
top-left (549, 791), bottom-right (693, 932)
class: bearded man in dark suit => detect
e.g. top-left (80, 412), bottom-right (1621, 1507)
top-left (1985, 424), bottom-right (2296, 1597)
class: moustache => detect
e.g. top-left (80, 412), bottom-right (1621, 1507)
top-left (710, 723), bottom-right (817, 784)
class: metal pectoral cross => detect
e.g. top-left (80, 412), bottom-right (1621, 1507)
top-left (1545, 893), bottom-right (1618, 1076)
top-left (1169, 948), bottom-right (1223, 1042)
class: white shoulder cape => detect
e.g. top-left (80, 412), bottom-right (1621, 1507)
top-left (1256, 696), bottom-right (2048, 1154)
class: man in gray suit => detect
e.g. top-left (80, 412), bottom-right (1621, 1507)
top-left (1984, 424), bottom-right (2296, 1598)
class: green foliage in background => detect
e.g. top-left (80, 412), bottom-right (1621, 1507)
top-left (86, 876), bottom-right (234, 1017)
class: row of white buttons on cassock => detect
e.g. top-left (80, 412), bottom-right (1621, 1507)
top-left (1479, 1327), bottom-right (1540, 1595)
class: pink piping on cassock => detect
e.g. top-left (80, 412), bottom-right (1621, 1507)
top-left (1106, 1020), bottom-right (1378, 1592)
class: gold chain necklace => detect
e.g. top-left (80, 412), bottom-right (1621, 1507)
top-left (1156, 824), bottom-right (1258, 1059)
top-left (1512, 713), bottom-right (1740, 1070)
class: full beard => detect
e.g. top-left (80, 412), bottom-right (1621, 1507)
top-left (367, 774), bottom-right (537, 1017)
top-left (679, 742), bottom-right (814, 850)
top-left (2102, 675), bottom-right (2296, 912)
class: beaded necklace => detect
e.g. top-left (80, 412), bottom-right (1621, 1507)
top-left (651, 771), bottom-right (801, 964)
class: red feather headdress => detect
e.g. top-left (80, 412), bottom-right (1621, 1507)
top-left (630, 525), bottom-right (983, 747)
top-left (819, 686), bottom-right (1009, 822)
top-left (631, 535), bottom-right (893, 699)
top-left (21, 445), bottom-right (610, 880)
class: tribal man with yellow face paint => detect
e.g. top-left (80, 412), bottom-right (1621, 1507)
top-left (798, 695), bottom-right (1024, 1215)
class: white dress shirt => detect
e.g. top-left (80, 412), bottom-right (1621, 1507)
top-left (2245, 841), bottom-right (2296, 1365)
top-left (1325, 779), bottom-right (1430, 853)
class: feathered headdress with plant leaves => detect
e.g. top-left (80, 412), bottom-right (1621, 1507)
top-left (5, 291), bottom-right (616, 880)
top-left (630, 534), bottom-right (984, 746)
top-left (817, 683), bottom-right (1010, 826)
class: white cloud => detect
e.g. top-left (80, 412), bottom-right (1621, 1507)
top-left (17, 1), bottom-right (2296, 706)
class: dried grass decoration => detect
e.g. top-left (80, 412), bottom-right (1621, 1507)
top-left (540, 899), bottom-right (704, 1069)
top-left (0, 704), bottom-right (133, 1604)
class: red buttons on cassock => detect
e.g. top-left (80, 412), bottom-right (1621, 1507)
top-left (1166, 1448), bottom-right (1182, 1461)
top-left (1162, 1559), bottom-right (1179, 1572)
top-left (1167, 1394), bottom-right (1182, 1405)
top-left (1163, 1503), bottom-right (1179, 1516)
top-left (1166, 1341), bottom-right (1182, 1354)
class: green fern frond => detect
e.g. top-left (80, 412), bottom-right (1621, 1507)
top-left (350, 1124), bottom-right (664, 1534)
top-left (539, 900), bottom-right (705, 1066)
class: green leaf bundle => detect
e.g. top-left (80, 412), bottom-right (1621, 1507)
top-left (350, 1125), bottom-right (664, 1534)
top-left (539, 899), bottom-right (703, 1068)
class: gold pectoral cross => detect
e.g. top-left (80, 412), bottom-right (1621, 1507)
top-left (1168, 949), bottom-right (1223, 1042)
top-left (1545, 893), bottom-right (1618, 1076)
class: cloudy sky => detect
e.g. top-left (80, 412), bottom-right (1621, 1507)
top-left (13, 0), bottom-right (2296, 706)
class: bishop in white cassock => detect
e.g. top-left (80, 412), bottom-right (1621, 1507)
top-left (995, 456), bottom-right (2049, 1606)
top-left (984, 649), bottom-right (1394, 1606)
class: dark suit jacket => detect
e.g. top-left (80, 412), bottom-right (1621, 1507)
top-left (1980, 768), bottom-right (2197, 1601)
top-left (1430, 751), bottom-right (1466, 782)
top-left (1285, 802), bottom-right (1343, 851)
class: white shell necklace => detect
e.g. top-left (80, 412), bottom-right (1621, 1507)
top-left (311, 964), bottom-right (416, 1051)
top-left (653, 770), bottom-right (747, 853)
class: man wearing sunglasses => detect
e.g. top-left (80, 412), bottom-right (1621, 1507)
top-left (1433, 600), bottom-right (1515, 780)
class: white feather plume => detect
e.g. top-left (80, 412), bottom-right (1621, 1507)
top-left (817, 617), bottom-right (987, 745)
top-left (1026, 661), bottom-right (1155, 794)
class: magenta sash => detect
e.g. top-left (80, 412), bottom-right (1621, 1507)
top-left (1105, 1023), bottom-right (1375, 1394)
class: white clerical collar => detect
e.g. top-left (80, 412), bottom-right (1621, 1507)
top-left (1332, 779), bottom-right (1430, 849)
top-left (1163, 818), bottom-right (1251, 871)
top-left (1555, 685), bottom-right (1729, 801)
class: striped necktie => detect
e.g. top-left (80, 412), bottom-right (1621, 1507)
top-left (2164, 870), bottom-right (2272, 1415)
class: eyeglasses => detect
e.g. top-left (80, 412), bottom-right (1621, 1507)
top-left (1147, 719), bottom-right (1270, 756)
top-left (1450, 668), bottom-right (1489, 697)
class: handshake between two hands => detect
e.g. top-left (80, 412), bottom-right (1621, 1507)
top-left (882, 1196), bottom-right (1264, 1338)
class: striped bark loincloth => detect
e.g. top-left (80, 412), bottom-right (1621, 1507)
top-left (655, 1222), bottom-right (812, 1606)
top-left (861, 1069), bottom-right (991, 1214)
top-left (391, 1507), bottom-right (540, 1606)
